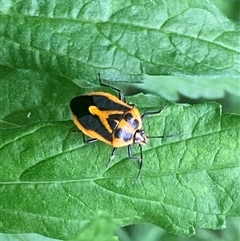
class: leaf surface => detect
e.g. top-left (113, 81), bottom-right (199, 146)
top-left (1, 87), bottom-right (239, 238)
top-left (1, 0), bottom-right (239, 81)
top-left (0, 0), bottom-right (240, 239)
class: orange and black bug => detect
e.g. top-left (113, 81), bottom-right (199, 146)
top-left (70, 74), bottom-right (167, 179)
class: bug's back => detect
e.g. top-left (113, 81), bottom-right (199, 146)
top-left (70, 92), bottom-right (143, 147)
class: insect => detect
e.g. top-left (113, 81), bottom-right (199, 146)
top-left (70, 74), bottom-right (167, 179)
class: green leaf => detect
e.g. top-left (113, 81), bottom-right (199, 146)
top-left (140, 76), bottom-right (240, 101)
top-left (1, 65), bottom-right (239, 239)
top-left (70, 213), bottom-right (119, 241)
top-left (0, 66), bottom-right (79, 128)
top-left (0, 233), bottom-right (59, 241)
top-left (128, 218), bottom-right (240, 241)
top-left (0, 0), bottom-right (239, 81)
top-left (0, 1), bottom-right (239, 239)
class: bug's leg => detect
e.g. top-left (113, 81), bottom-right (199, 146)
top-left (128, 144), bottom-right (143, 180)
top-left (98, 73), bottom-right (123, 101)
top-left (128, 103), bottom-right (136, 107)
top-left (82, 133), bottom-right (98, 144)
top-left (106, 147), bottom-right (118, 167)
top-left (141, 106), bottom-right (166, 121)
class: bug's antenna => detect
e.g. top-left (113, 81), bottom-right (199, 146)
top-left (147, 132), bottom-right (183, 139)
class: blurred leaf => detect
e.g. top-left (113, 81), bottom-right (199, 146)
top-left (160, 217), bottom-right (240, 241)
top-left (120, 217), bottom-right (240, 241)
top-left (0, 0), bottom-right (239, 81)
top-left (211, 0), bottom-right (240, 21)
top-left (0, 233), bottom-right (60, 241)
top-left (70, 213), bottom-right (119, 241)
top-left (0, 213), bottom-right (118, 241)
top-left (138, 76), bottom-right (240, 101)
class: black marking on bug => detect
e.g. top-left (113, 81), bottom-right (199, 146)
top-left (93, 95), bottom-right (130, 112)
top-left (114, 128), bottom-right (122, 139)
top-left (123, 132), bottom-right (133, 142)
top-left (78, 115), bottom-right (112, 141)
top-left (114, 128), bottom-right (133, 142)
top-left (132, 119), bottom-right (139, 129)
top-left (124, 113), bottom-right (133, 122)
top-left (70, 95), bottom-right (113, 142)
top-left (107, 114), bottom-right (123, 131)
top-left (70, 96), bottom-right (94, 117)
top-left (123, 113), bottom-right (139, 129)
top-left (70, 95), bottom-right (131, 117)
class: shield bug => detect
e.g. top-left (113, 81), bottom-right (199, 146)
top-left (70, 74), bottom-right (168, 179)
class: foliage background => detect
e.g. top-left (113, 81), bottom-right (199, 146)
top-left (0, 0), bottom-right (239, 240)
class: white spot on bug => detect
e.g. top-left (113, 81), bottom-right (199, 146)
top-left (27, 112), bottom-right (31, 118)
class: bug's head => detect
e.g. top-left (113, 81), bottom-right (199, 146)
top-left (134, 130), bottom-right (148, 145)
